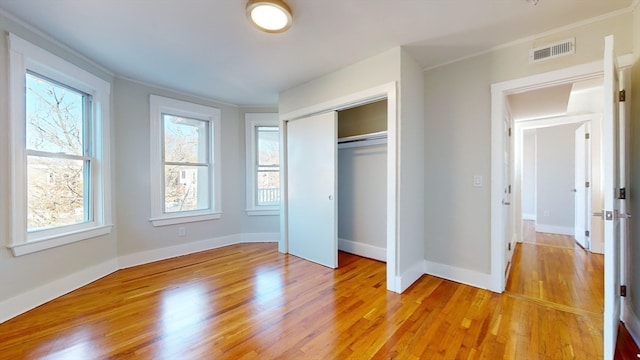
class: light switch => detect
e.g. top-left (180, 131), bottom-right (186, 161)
top-left (473, 175), bottom-right (483, 187)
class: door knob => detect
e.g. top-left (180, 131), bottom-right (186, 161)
top-left (328, 195), bottom-right (333, 200)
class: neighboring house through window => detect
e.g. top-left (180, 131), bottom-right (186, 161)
top-left (245, 113), bottom-right (280, 216)
top-left (8, 33), bottom-right (113, 256)
top-left (149, 95), bottom-right (221, 226)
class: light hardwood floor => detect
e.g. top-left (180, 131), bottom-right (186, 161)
top-left (0, 238), bottom-right (610, 359)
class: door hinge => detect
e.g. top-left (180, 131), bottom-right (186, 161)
top-left (508, 185), bottom-right (511, 194)
top-left (620, 285), bottom-right (627, 297)
top-left (585, 230), bottom-right (590, 237)
top-left (585, 181), bottom-right (590, 188)
top-left (585, 133), bottom-right (590, 140)
top-left (618, 188), bottom-right (626, 200)
top-left (508, 243), bottom-right (511, 251)
top-left (508, 127), bottom-right (512, 136)
top-left (619, 89), bottom-right (626, 102)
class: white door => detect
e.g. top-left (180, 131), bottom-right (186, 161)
top-left (573, 123), bottom-right (588, 249)
top-left (503, 115), bottom-right (513, 270)
top-left (602, 35), bottom-right (622, 360)
top-left (286, 111), bottom-right (338, 268)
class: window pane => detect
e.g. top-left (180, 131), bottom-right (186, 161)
top-left (257, 171), bottom-right (280, 206)
top-left (27, 156), bottom-right (86, 231)
top-left (164, 165), bottom-right (210, 213)
top-left (257, 126), bottom-right (279, 166)
top-left (26, 72), bottom-right (85, 156)
top-left (164, 115), bottom-right (208, 163)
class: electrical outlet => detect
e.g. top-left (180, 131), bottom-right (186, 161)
top-left (178, 227), bottom-right (186, 237)
top-left (473, 175), bottom-right (482, 187)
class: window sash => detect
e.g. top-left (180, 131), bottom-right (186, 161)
top-left (245, 114), bottom-right (280, 215)
top-left (149, 94), bottom-right (221, 226)
top-left (8, 33), bottom-right (113, 256)
top-left (24, 70), bottom-right (95, 235)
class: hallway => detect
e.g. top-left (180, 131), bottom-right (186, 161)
top-left (506, 221), bottom-right (604, 315)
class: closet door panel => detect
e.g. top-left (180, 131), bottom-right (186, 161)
top-left (287, 111), bottom-right (337, 268)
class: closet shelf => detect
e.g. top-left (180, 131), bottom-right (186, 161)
top-left (337, 131), bottom-right (387, 149)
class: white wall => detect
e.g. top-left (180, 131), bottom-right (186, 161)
top-left (0, 14), bottom-right (119, 320)
top-left (279, 47), bottom-right (426, 291)
top-left (423, 11), bottom-right (633, 280)
top-left (522, 131), bottom-right (537, 220)
top-left (535, 124), bottom-right (580, 234)
top-left (626, 0), bottom-right (640, 344)
top-left (0, 13), bottom-right (279, 322)
top-left (113, 78), bottom-right (279, 264)
top-left (338, 144), bottom-right (387, 254)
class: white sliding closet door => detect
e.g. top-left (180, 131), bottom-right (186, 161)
top-left (286, 111), bottom-right (338, 268)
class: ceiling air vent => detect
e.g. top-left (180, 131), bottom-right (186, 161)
top-left (529, 38), bottom-right (575, 63)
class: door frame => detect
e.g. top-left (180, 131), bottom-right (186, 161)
top-left (490, 56), bottom-right (632, 292)
top-left (278, 82), bottom-right (400, 292)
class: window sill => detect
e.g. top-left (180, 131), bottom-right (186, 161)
top-left (9, 225), bottom-right (113, 256)
top-left (245, 209), bottom-right (280, 216)
top-left (150, 212), bottom-right (222, 227)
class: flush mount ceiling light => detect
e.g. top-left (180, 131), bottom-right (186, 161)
top-left (246, 0), bottom-right (293, 33)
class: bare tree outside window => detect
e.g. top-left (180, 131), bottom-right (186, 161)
top-left (25, 73), bottom-right (89, 231)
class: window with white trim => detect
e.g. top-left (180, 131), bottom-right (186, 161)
top-left (245, 113), bottom-right (280, 216)
top-left (150, 95), bottom-right (221, 226)
top-left (8, 33), bottom-right (112, 256)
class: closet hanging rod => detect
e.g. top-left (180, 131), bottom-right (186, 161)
top-left (337, 130), bottom-right (387, 144)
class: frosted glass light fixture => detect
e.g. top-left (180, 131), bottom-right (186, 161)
top-left (246, 0), bottom-right (293, 33)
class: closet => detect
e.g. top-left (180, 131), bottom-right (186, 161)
top-left (336, 100), bottom-right (387, 262)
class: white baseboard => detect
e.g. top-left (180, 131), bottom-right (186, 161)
top-left (338, 238), bottom-right (386, 262)
top-left (0, 259), bottom-right (118, 324)
top-left (622, 300), bottom-right (640, 348)
top-left (535, 224), bottom-right (573, 236)
top-left (118, 234), bottom-right (241, 269)
top-left (395, 260), bottom-right (425, 293)
top-left (424, 260), bottom-right (492, 290)
top-left (240, 232), bottom-right (279, 243)
top-left (2, 233), bottom-right (282, 324)
top-left (522, 213), bottom-right (536, 221)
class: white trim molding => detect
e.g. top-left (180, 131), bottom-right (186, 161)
top-left (338, 238), bottom-right (386, 262)
top-left (424, 260), bottom-right (492, 290)
top-left (8, 33), bottom-right (113, 256)
top-left (0, 259), bottom-right (118, 324)
top-left (396, 260), bottom-right (425, 293)
top-left (622, 300), bottom-right (640, 349)
top-left (1, 233), bottom-right (280, 324)
top-left (534, 224), bottom-right (574, 236)
top-left (244, 113), bottom-right (280, 216)
top-left (279, 81), bottom-right (400, 293)
top-left (149, 94), bottom-right (222, 227)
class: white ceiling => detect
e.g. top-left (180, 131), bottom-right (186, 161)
top-left (0, 0), bottom-right (633, 105)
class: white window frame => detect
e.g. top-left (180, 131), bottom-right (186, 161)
top-left (245, 113), bottom-right (279, 216)
top-left (149, 95), bottom-right (222, 226)
top-left (8, 33), bottom-right (113, 256)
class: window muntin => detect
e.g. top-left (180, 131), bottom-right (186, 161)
top-left (245, 113), bottom-right (279, 216)
top-left (150, 95), bottom-right (221, 226)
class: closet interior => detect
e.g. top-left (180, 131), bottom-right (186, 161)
top-left (337, 99), bottom-right (388, 262)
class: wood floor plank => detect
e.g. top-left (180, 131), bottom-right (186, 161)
top-left (0, 238), bottom-right (629, 359)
